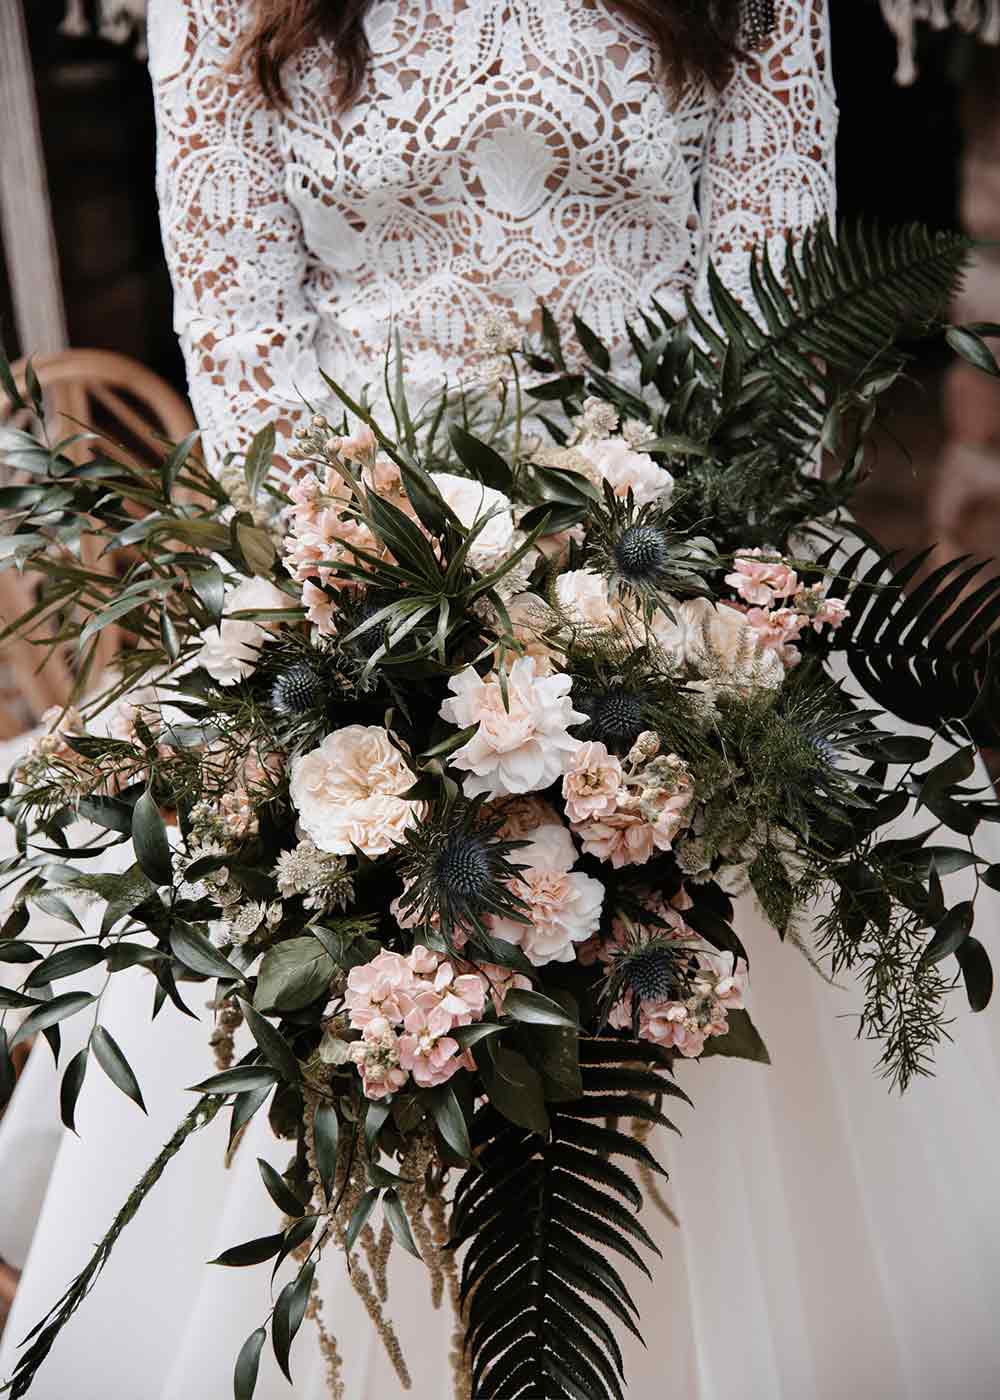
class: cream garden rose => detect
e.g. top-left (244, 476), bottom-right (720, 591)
top-left (290, 724), bottom-right (418, 857)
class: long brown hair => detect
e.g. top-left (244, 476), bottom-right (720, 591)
top-left (239, 0), bottom-right (745, 110)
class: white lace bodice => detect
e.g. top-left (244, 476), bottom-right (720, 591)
top-left (148, 0), bottom-right (837, 470)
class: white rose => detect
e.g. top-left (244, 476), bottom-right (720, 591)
top-left (196, 577), bottom-right (289, 686)
top-left (554, 569), bottom-right (617, 627)
top-left (431, 471), bottom-right (515, 572)
top-left (290, 725), bottom-right (418, 857)
top-left (575, 437), bottom-right (674, 507)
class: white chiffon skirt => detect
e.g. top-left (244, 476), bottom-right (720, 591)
top-left (2, 727), bottom-right (999, 1400)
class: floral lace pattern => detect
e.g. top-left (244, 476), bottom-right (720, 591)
top-left (148, 0), bottom-right (837, 474)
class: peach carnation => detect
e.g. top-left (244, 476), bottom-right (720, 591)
top-left (440, 656), bottom-right (585, 801)
top-left (575, 436), bottom-right (674, 507)
top-left (562, 741), bottom-right (623, 823)
top-left (489, 817), bottom-right (603, 966)
top-left (430, 471), bottom-right (515, 573)
top-left (290, 724), bottom-right (418, 857)
top-left (196, 577), bottom-right (290, 686)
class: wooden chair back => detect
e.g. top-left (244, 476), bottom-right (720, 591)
top-left (0, 350), bottom-right (196, 738)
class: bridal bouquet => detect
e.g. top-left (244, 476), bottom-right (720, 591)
top-left (2, 223), bottom-right (1000, 1400)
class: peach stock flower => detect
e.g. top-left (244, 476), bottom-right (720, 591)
top-left (725, 549), bottom-right (799, 606)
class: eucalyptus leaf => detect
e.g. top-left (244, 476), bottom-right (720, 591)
top-left (210, 1232), bottom-right (285, 1268)
top-left (382, 1190), bottom-right (421, 1259)
top-left (428, 1083), bottom-right (472, 1161)
top-left (90, 1026), bottom-right (146, 1113)
top-left (131, 789), bottom-right (173, 886)
top-left (191, 1065), bottom-right (279, 1095)
top-left (503, 988), bottom-right (579, 1029)
top-left (257, 1159), bottom-right (306, 1219)
top-left (170, 922), bottom-right (244, 982)
top-left (234, 1327), bottom-right (267, 1400)
top-left (238, 999), bottom-right (300, 1083)
top-left (272, 1261), bottom-right (316, 1383)
top-left (9, 991), bottom-right (96, 1049)
top-left (254, 936), bottom-right (335, 1013)
top-left (59, 1047), bottom-right (88, 1133)
top-left (345, 1187), bottom-right (381, 1252)
top-left (314, 1101), bottom-right (339, 1202)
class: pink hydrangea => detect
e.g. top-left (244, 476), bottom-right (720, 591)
top-left (562, 741), bottom-right (623, 824)
top-left (725, 549), bottom-right (799, 606)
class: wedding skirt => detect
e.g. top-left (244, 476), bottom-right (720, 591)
top-left (2, 727), bottom-right (999, 1400)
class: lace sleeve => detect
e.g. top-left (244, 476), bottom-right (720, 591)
top-left (695, 0), bottom-right (838, 310)
top-left (148, 0), bottom-right (323, 475)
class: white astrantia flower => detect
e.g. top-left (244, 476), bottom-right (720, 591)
top-left (439, 656), bottom-right (586, 801)
top-left (430, 472), bottom-right (515, 573)
top-left (290, 724), bottom-right (418, 857)
top-left (195, 576), bottom-right (289, 686)
top-left (574, 436), bottom-right (674, 507)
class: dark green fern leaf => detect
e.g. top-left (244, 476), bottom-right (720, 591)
top-left (819, 541), bottom-right (1000, 745)
top-left (688, 220), bottom-right (972, 457)
top-left (453, 1041), bottom-right (684, 1399)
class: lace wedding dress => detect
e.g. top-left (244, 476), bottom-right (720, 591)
top-left (2, 1), bottom-right (1000, 1396)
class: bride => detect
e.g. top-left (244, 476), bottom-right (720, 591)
top-left (3, 1), bottom-right (1000, 1396)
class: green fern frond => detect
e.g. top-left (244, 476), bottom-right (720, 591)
top-left (452, 1041), bottom-right (686, 1399)
top-left (687, 220), bottom-right (972, 455)
top-left (820, 541), bottom-right (1000, 745)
